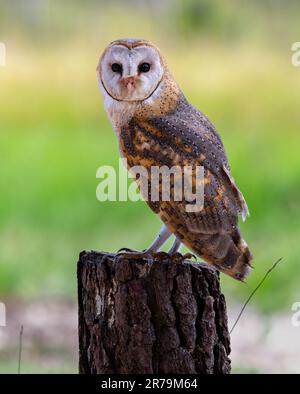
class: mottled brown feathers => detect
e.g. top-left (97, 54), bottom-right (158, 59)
top-left (118, 92), bottom-right (252, 280)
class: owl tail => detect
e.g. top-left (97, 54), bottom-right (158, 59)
top-left (220, 233), bottom-right (253, 281)
top-left (192, 229), bottom-right (253, 281)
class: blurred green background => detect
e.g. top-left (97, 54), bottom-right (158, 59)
top-left (0, 0), bottom-right (300, 373)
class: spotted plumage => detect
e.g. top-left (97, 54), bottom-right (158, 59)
top-left (97, 38), bottom-right (253, 280)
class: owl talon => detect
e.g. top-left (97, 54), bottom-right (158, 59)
top-left (167, 252), bottom-right (198, 264)
top-left (114, 249), bottom-right (157, 265)
top-left (182, 253), bottom-right (197, 261)
top-left (115, 251), bottom-right (148, 260)
top-left (117, 247), bottom-right (142, 253)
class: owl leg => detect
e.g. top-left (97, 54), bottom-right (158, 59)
top-left (144, 224), bottom-right (172, 252)
top-left (168, 238), bottom-right (182, 254)
top-left (166, 238), bottom-right (196, 263)
top-left (116, 225), bottom-right (172, 260)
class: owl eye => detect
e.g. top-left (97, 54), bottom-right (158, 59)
top-left (139, 62), bottom-right (151, 73)
top-left (111, 63), bottom-right (122, 73)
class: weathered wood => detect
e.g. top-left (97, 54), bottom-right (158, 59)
top-left (77, 251), bottom-right (231, 374)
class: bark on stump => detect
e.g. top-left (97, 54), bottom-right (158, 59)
top-left (77, 250), bottom-right (231, 374)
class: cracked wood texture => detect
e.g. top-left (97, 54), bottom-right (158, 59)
top-left (77, 251), bottom-right (231, 374)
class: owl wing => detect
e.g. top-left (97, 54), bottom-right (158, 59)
top-left (134, 98), bottom-right (252, 280)
top-left (145, 100), bottom-right (249, 231)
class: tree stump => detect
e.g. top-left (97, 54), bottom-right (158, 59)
top-left (77, 251), bottom-right (231, 374)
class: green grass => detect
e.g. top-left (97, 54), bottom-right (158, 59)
top-left (0, 361), bottom-right (77, 374)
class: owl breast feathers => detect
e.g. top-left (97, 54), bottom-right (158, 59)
top-left (99, 39), bottom-right (253, 281)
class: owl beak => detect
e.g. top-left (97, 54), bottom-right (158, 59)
top-left (122, 76), bottom-right (136, 93)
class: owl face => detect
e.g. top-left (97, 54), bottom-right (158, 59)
top-left (98, 40), bottom-right (164, 102)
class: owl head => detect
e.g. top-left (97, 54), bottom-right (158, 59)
top-left (98, 39), bottom-right (166, 102)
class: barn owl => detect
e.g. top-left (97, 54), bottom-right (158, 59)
top-left (97, 38), bottom-right (253, 281)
